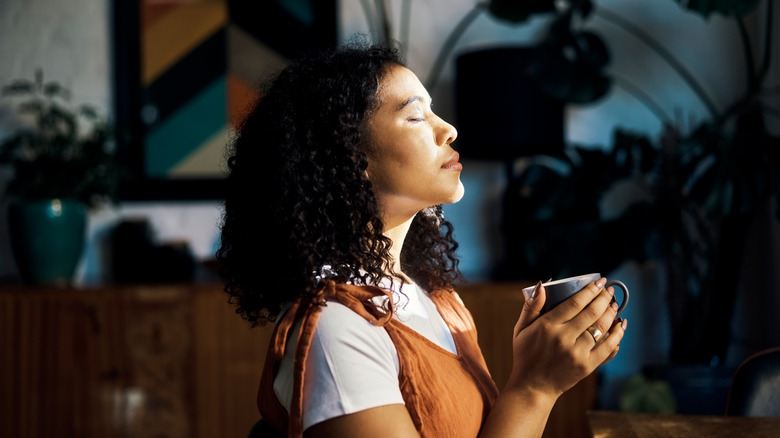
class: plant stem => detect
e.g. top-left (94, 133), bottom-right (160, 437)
top-left (715, 15), bottom-right (760, 126)
top-left (400, 0), bottom-right (412, 52)
top-left (762, 104), bottom-right (780, 120)
top-left (735, 16), bottom-right (757, 93)
top-left (764, 84), bottom-right (780, 95)
top-left (717, 0), bottom-right (774, 125)
top-left (359, 0), bottom-right (379, 40)
top-left (425, 4), bottom-right (486, 91)
top-left (594, 7), bottom-right (720, 121)
top-left (758, 0), bottom-right (774, 83)
top-left (375, 0), bottom-right (391, 46)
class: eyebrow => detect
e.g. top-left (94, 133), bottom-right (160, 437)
top-left (396, 95), bottom-right (429, 111)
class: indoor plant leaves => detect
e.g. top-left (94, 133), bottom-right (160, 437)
top-left (528, 28), bottom-right (612, 103)
top-left (0, 69), bottom-right (118, 208)
top-left (488, 0), bottom-right (557, 24)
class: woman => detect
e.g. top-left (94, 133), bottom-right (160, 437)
top-left (217, 42), bottom-right (626, 437)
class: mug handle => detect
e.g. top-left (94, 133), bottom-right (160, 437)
top-left (606, 280), bottom-right (629, 317)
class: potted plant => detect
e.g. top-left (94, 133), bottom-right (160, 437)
top-left (0, 69), bottom-right (118, 286)
top-left (496, 0), bottom-right (778, 413)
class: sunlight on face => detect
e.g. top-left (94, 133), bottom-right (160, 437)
top-left (365, 65), bottom-right (464, 224)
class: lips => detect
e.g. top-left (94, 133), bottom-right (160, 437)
top-left (441, 152), bottom-right (462, 170)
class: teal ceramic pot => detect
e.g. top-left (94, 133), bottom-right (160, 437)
top-left (8, 198), bottom-right (87, 286)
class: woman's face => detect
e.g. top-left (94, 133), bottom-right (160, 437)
top-left (365, 65), bottom-right (464, 223)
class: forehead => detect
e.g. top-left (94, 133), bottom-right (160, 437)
top-left (376, 65), bottom-right (430, 108)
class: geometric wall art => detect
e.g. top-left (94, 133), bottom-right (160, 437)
top-left (113, 0), bottom-right (337, 200)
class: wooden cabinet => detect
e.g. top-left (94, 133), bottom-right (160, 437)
top-left (0, 284), bottom-right (271, 438)
top-left (0, 282), bottom-right (595, 438)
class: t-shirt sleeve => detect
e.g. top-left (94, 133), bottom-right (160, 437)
top-left (274, 299), bottom-right (404, 431)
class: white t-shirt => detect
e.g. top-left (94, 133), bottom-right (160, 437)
top-left (273, 281), bottom-right (457, 430)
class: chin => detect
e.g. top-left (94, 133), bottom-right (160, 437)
top-left (446, 181), bottom-right (466, 204)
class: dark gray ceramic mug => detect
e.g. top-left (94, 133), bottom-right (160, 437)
top-left (522, 273), bottom-right (629, 315)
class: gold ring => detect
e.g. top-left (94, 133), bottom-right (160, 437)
top-left (586, 326), bottom-right (603, 343)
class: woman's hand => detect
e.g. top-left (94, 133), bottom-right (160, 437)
top-left (507, 277), bottom-right (627, 398)
top-left (479, 278), bottom-right (627, 437)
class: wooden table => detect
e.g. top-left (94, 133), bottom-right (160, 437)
top-left (588, 410), bottom-right (780, 437)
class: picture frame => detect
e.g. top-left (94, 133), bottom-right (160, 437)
top-left (112, 0), bottom-right (337, 200)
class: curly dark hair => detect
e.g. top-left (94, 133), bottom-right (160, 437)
top-left (217, 42), bottom-right (463, 326)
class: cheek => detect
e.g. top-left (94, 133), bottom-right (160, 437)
top-left (364, 158), bottom-right (395, 193)
top-left (365, 125), bottom-right (434, 177)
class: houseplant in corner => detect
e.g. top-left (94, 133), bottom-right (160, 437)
top-left (0, 69), bottom-right (118, 286)
top-left (497, 0), bottom-right (778, 413)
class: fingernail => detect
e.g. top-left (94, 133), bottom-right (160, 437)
top-left (622, 318), bottom-right (628, 330)
top-left (611, 302), bottom-right (619, 312)
top-left (523, 281), bottom-right (541, 301)
top-left (596, 277), bottom-right (607, 288)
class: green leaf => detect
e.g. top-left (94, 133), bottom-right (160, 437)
top-left (18, 100), bottom-right (44, 115)
top-left (0, 135), bottom-right (23, 162)
top-left (1, 79), bottom-right (35, 96)
top-left (575, 32), bottom-right (610, 69)
top-left (34, 69), bottom-right (43, 89)
top-left (528, 30), bottom-right (612, 103)
top-left (671, 0), bottom-right (761, 18)
top-left (0, 70), bottom-right (117, 207)
top-left (576, 0), bottom-right (595, 19)
top-left (488, 0), bottom-right (556, 24)
top-left (43, 82), bottom-right (70, 100)
top-left (619, 374), bottom-right (677, 414)
top-left (79, 104), bottom-right (99, 120)
top-left (611, 129), bottom-right (656, 177)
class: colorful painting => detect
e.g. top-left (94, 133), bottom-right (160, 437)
top-left (114, 0), bottom-right (337, 199)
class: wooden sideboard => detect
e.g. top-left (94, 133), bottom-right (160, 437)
top-left (0, 282), bottom-right (596, 438)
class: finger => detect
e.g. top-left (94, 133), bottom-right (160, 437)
top-left (592, 317), bottom-right (628, 364)
top-left (577, 288), bottom-right (620, 348)
top-left (568, 285), bottom-right (617, 335)
top-left (546, 277), bottom-right (607, 322)
top-left (515, 281), bottom-right (546, 336)
top-left (603, 345), bottom-right (620, 363)
top-left (601, 319), bottom-right (624, 363)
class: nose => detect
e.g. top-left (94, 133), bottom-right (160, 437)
top-left (436, 117), bottom-right (458, 147)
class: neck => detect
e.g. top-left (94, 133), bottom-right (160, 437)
top-left (383, 214), bottom-right (415, 279)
